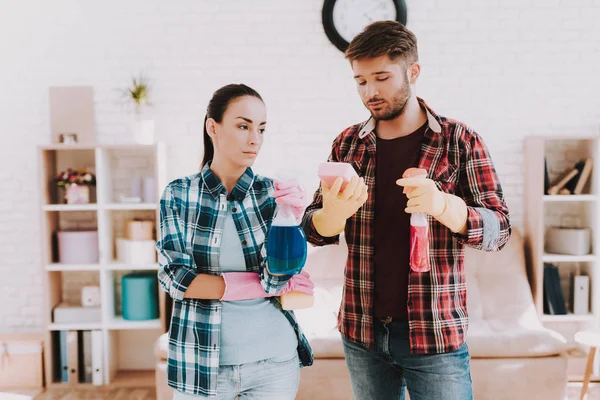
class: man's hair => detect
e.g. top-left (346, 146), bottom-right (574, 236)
top-left (345, 20), bottom-right (418, 65)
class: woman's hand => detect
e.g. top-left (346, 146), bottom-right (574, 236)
top-left (272, 179), bottom-right (307, 222)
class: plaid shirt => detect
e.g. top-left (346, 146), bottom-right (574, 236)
top-left (157, 164), bottom-right (313, 398)
top-left (302, 98), bottom-right (511, 354)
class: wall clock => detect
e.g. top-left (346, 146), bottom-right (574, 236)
top-left (322, 0), bottom-right (408, 53)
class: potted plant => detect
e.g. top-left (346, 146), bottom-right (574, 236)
top-left (126, 74), bottom-right (155, 144)
top-left (56, 168), bottom-right (96, 204)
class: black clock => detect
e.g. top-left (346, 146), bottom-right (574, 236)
top-left (322, 0), bottom-right (408, 53)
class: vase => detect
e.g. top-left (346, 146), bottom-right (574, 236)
top-left (65, 184), bottom-right (90, 204)
top-left (131, 106), bottom-right (155, 144)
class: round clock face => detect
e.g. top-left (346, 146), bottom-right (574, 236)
top-left (331, 0), bottom-right (398, 43)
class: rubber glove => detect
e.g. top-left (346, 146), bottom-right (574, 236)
top-left (313, 176), bottom-right (369, 237)
top-left (220, 271), bottom-right (314, 301)
top-left (396, 175), bottom-right (468, 234)
top-left (272, 179), bottom-right (307, 222)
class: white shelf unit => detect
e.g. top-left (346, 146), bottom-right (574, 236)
top-left (525, 136), bottom-right (600, 371)
top-left (39, 143), bottom-right (168, 388)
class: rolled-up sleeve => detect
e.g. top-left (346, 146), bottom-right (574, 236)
top-left (453, 132), bottom-right (511, 251)
top-left (156, 184), bottom-right (198, 301)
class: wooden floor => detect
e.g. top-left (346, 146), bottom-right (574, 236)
top-left (0, 388), bottom-right (156, 400)
top-left (2, 383), bottom-right (600, 399)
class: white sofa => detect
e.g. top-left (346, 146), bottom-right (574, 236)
top-left (156, 229), bottom-right (569, 400)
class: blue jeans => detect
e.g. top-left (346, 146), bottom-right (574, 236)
top-left (173, 354), bottom-right (299, 400)
top-left (342, 319), bottom-right (473, 400)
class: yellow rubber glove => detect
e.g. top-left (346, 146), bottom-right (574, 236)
top-left (313, 176), bottom-right (369, 237)
top-left (396, 176), bottom-right (468, 234)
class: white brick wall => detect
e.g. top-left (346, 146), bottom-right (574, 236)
top-left (1, 0), bottom-right (599, 331)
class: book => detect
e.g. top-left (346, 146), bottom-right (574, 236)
top-left (543, 263), bottom-right (568, 315)
top-left (544, 159), bottom-right (550, 194)
top-left (574, 158), bottom-right (593, 194)
top-left (564, 160), bottom-right (585, 193)
top-left (548, 169), bottom-right (579, 195)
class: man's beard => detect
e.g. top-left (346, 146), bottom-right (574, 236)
top-left (369, 76), bottom-right (411, 121)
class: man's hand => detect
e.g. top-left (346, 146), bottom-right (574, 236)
top-left (396, 175), bottom-right (468, 234)
top-left (313, 176), bottom-right (368, 237)
top-left (395, 176), bottom-right (446, 217)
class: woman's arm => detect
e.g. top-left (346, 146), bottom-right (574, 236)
top-left (157, 184), bottom-right (225, 301)
top-left (184, 274), bottom-right (225, 299)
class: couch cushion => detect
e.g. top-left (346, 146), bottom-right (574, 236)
top-left (292, 242), bottom-right (348, 358)
top-left (464, 229), bottom-right (567, 357)
top-left (295, 282), bottom-right (345, 358)
top-left (155, 332), bottom-right (169, 360)
top-left (467, 319), bottom-right (568, 358)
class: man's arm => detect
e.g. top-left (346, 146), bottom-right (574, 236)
top-left (301, 137), bottom-right (343, 247)
top-left (453, 131), bottom-right (511, 251)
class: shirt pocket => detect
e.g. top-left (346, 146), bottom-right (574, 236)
top-left (432, 163), bottom-right (458, 194)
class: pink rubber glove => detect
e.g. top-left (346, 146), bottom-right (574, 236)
top-left (220, 271), bottom-right (314, 301)
top-left (272, 179), bottom-right (307, 222)
top-left (279, 271), bottom-right (314, 295)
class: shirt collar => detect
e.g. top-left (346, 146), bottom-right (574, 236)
top-left (357, 97), bottom-right (442, 139)
top-left (200, 162), bottom-right (255, 201)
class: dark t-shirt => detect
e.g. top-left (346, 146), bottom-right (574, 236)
top-left (374, 122), bottom-right (428, 319)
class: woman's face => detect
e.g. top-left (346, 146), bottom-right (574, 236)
top-left (207, 95), bottom-right (266, 169)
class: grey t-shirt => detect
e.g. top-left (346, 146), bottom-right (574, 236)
top-left (218, 205), bottom-right (297, 366)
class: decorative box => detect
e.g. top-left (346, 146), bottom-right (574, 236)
top-left (57, 230), bottom-right (99, 264)
top-left (0, 334), bottom-right (44, 388)
top-left (545, 227), bottom-right (591, 255)
top-left (121, 272), bottom-right (159, 320)
top-left (116, 238), bottom-right (156, 265)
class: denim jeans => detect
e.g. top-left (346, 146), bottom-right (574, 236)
top-left (342, 319), bottom-right (473, 400)
top-left (172, 354), bottom-right (299, 400)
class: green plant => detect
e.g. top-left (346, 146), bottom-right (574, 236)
top-left (126, 75), bottom-right (150, 108)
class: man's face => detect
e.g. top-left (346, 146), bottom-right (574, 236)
top-left (351, 55), bottom-right (417, 121)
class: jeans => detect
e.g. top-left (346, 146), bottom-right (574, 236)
top-left (342, 319), bottom-right (473, 400)
top-left (173, 354), bottom-right (299, 400)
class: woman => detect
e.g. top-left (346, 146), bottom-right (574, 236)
top-left (157, 83), bottom-right (314, 399)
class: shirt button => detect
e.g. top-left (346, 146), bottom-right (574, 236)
top-left (242, 240), bottom-right (247, 245)
top-left (232, 207), bottom-right (237, 213)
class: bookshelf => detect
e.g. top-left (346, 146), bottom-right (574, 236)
top-left (525, 136), bottom-right (600, 377)
top-left (38, 143), bottom-right (168, 388)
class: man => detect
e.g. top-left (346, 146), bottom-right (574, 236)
top-left (302, 21), bottom-right (511, 400)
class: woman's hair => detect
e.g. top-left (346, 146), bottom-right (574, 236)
top-left (201, 84), bottom-right (264, 168)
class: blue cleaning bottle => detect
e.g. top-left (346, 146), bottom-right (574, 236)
top-left (266, 202), bottom-right (308, 276)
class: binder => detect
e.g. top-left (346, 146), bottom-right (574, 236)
top-left (573, 275), bottom-right (590, 315)
top-left (543, 264), bottom-right (568, 315)
top-left (58, 330), bottom-right (69, 382)
top-left (91, 330), bottom-right (104, 386)
top-left (66, 330), bottom-right (79, 384)
top-left (78, 331), bottom-right (93, 383)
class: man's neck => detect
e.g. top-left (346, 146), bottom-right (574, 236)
top-left (210, 157), bottom-right (246, 194)
top-left (376, 96), bottom-right (428, 140)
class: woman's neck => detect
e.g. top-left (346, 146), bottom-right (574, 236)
top-left (209, 156), bottom-right (246, 194)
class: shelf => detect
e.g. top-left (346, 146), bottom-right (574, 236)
top-left (49, 322), bottom-right (102, 331)
top-left (541, 314), bottom-right (596, 322)
top-left (46, 263), bottom-right (101, 271)
top-left (110, 370), bottom-right (155, 388)
top-left (107, 317), bottom-right (162, 330)
top-left (543, 195), bottom-right (598, 202)
top-left (542, 254), bottom-right (596, 262)
top-left (103, 203), bottom-right (158, 210)
top-left (107, 262), bottom-right (159, 271)
top-left (38, 144), bottom-right (97, 151)
top-left (43, 204), bottom-right (98, 211)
